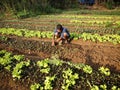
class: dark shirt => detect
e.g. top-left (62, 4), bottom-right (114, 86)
top-left (54, 27), bottom-right (70, 38)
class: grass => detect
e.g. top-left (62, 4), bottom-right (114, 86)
top-left (1, 8), bottom-right (120, 20)
top-left (0, 13), bottom-right (4, 20)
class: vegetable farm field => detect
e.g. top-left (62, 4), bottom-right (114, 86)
top-left (0, 13), bottom-right (120, 90)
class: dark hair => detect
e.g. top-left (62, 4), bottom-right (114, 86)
top-left (56, 24), bottom-right (63, 30)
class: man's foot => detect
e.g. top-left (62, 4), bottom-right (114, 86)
top-left (67, 36), bottom-right (74, 43)
top-left (62, 39), bottom-right (70, 44)
top-left (61, 39), bottom-right (68, 44)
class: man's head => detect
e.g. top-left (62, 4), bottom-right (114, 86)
top-left (56, 24), bottom-right (63, 32)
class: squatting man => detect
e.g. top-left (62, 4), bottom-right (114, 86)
top-left (52, 24), bottom-right (71, 46)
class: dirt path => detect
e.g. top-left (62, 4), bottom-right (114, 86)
top-left (0, 35), bottom-right (120, 73)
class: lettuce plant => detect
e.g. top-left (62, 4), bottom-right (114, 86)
top-left (99, 66), bottom-right (110, 76)
top-left (12, 60), bottom-right (30, 79)
top-left (37, 59), bottom-right (50, 74)
top-left (62, 68), bottom-right (79, 90)
top-left (83, 65), bottom-right (93, 74)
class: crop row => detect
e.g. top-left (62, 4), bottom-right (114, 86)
top-left (0, 22), bottom-right (118, 35)
top-left (0, 20), bottom-right (120, 35)
top-left (80, 33), bottom-right (120, 45)
top-left (2, 19), bottom-right (120, 28)
top-left (0, 28), bottom-right (53, 38)
top-left (70, 20), bottom-right (120, 28)
top-left (73, 28), bottom-right (119, 35)
top-left (0, 28), bottom-right (120, 45)
top-left (1, 19), bottom-right (120, 28)
top-left (40, 15), bottom-right (114, 20)
top-left (0, 50), bottom-right (120, 90)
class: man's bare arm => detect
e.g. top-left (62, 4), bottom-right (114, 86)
top-left (52, 34), bottom-right (55, 46)
top-left (56, 37), bottom-right (62, 42)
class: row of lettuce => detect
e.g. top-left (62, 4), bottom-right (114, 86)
top-left (0, 50), bottom-right (120, 90)
top-left (45, 15), bottom-right (112, 19)
top-left (70, 20), bottom-right (120, 28)
top-left (1, 22), bottom-right (119, 35)
top-left (0, 28), bottom-right (120, 45)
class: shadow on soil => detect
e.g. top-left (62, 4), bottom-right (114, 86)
top-left (85, 54), bottom-right (118, 73)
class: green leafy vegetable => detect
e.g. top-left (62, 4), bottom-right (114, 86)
top-left (99, 66), bottom-right (110, 76)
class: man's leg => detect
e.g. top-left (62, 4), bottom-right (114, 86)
top-left (63, 33), bottom-right (70, 43)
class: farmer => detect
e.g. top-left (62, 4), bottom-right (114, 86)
top-left (52, 24), bottom-right (70, 46)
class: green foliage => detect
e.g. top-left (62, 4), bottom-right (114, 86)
top-left (111, 85), bottom-right (120, 90)
top-left (30, 83), bottom-right (42, 90)
top-left (13, 55), bottom-right (24, 61)
top-left (30, 76), bottom-right (55, 90)
top-left (0, 50), bottom-right (7, 57)
top-left (0, 0), bottom-right (120, 19)
top-left (37, 59), bottom-right (50, 74)
top-left (105, 21), bottom-right (113, 27)
top-left (4, 65), bottom-right (11, 71)
top-left (0, 28), bottom-right (120, 45)
top-left (0, 52), bottom-right (13, 66)
top-left (0, 50), bottom-right (25, 71)
top-left (111, 86), bottom-right (117, 90)
top-left (48, 59), bottom-right (63, 66)
top-left (0, 36), bottom-right (8, 41)
top-left (37, 59), bottom-right (49, 68)
top-left (62, 68), bottom-right (79, 90)
top-left (83, 65), bottom-right (93, 74)
top-left (16, 11), bottom-right (30, 19)
top-left (40, 68), bottom-right (50, 74)
top-left (44, 76), bottom-right (56, 90)
top-left (81, 33), bottom-right (120, 45)
top-left (105, 1), bottom-right (115, 9)
top-left (65, 61), bottom-right (85, 69)
top-left (0, 50), bottom-right (120, 90)
top-left (49, 54), bottom-right (63, 66)
top-left (0, 0), bottom-right (77, 18)
top-left (91, 85), bottom-right (99, 90)
top-left (100, 84), bottom-right (107, 90)
top-left (0, 28), bottom-right (52, 39)
top-left (12, 60), bottom-right (30, 79)
top-left (99, 66), bottom-right (110, 76)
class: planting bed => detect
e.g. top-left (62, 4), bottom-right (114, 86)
top-left (0, 48), bottom-right (120, 90)
top-left (0, 34), bottom-right (120, 90)
top-left (0, 14), bottom-right (120, 90)
top-left (0, 35), bottom-right (120, 71)
top-left (0, 14), bottom-right (120, 34)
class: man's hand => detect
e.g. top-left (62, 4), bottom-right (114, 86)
top-left (52, 41), bottom-right (55, 46)
top-left (52, 35), bottom-right (56, 46)
top-left (56, 37), bottom-right (62, 42)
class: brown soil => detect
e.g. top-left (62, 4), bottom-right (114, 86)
top-left (0, 69), bottom-right (27, 90)
top-left (0, 35), bottom-right (120, 72)
top-left (0, 35), bottom-right (120, 90)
